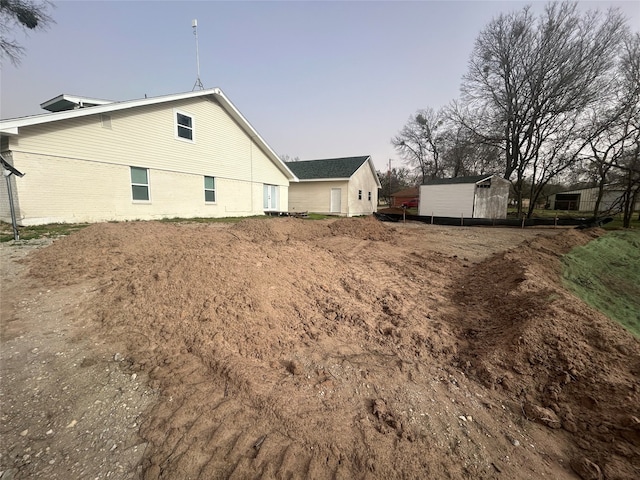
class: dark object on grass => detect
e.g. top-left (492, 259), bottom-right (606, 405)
top-left (575, 217), bottom-right (613, 230)
top-left (374, 212), bottom-right (400, 223)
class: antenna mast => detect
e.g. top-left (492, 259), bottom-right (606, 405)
top-left (192, 19), bottom-right (204, 91)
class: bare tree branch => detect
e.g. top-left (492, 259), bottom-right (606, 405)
top-left (459, 1), bottom-right (628, 217)
top-left (0, 0), bottom-right (53, 65)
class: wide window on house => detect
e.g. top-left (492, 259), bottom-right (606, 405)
top-left (204, 176), bottom-right (216, 202)
top-left (358, 190), bottom-right (362, 200)
top-left (175, 111), bottom-right (194, 141)
top-left (131, 167), bottom-right (149, 201)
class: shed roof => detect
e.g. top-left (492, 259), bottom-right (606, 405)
top-left (285, 156), bottom-right (371, 180)
top-left (422, 174), bottom-right (497, 186)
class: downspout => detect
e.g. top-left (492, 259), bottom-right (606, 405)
top-left (1, 152), bottom-right (25, 241)
top-left (4, 172), bottom-right (19, 240)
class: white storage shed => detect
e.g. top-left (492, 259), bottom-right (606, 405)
top-left (419, 174), bottom-right (510, 219)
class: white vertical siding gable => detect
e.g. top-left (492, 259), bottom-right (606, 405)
top-left (419, 183), bottom-right (476, 217)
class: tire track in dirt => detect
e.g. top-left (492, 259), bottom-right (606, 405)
top-left (19, 218), bottom-right (596, 479)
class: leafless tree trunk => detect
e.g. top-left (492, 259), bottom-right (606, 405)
top-left (391, 108), bottom-right (445, 184)
top-left (456, 1), bottom-right (628, 217)
top-left (580, 32), bottom-right (640, 222)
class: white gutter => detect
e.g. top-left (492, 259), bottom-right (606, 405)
top-left (0, 88), bottom-right (298, 181)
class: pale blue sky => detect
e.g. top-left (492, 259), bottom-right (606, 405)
top-left (1, 1), bottom-right (638, 171)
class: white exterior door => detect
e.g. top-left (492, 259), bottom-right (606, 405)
top-left (263, 184), bottom-right (278, 211)
top-left (330, 188), bottom-right (341, 214)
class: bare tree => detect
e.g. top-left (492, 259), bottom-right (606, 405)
top-left (391, 108), bottom-right (445, 183)
top-left (591, 32), bottom-right (640, 226)
top-left (617, 33), bottom-right (640, 227)
top-left (455, 1), bottom-right (628, 217)
top-left (377, 167), bottom-right (417, 205)
top-left (280, 154), bottom-right (300, 163)
top-left (0, 0), bottom-right (53, 65)
top-left (438, 121), bottom-right (503, 177)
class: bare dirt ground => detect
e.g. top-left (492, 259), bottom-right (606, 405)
top-left (1, 217), bottom-right (638, 480)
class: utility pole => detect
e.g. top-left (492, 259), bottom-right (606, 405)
top-left (388, 159), bottom-right (392, 207)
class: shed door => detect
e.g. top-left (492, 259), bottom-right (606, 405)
top-left (554, 193), bottom-right (580, 211)
top-left (330, 188), bottom-right (341, 213)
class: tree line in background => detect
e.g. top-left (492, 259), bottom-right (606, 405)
top-left (388, 1), bottom-right (639, 226)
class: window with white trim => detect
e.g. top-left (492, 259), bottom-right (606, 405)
top-left (358, 190), bottom-right (362, 200)
top-left (263, 184), bottom-right (278, 211)
top-left (368, 191), bottom-right (372, 201)
top-left (204, 176), bottom-right (216, 202)
top-left (175, 111), bottom-right (194, 141)
top-left (131, 167), bottom-right (149, 201)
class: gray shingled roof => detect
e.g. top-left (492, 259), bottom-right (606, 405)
top-left (285, 156), bottom-right (370, 180)
top-left (422, 174), bottom-right (495, 186)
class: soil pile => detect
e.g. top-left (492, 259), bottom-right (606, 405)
top-left (447, 229), bottom-right (640, 479)
top-left (6, 218), bottom-right (638, 479)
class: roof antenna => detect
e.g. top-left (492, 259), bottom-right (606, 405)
top-left (192, 19), bottom-right (204, 91)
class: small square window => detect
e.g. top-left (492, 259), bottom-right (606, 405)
top-left (204, 176), bottom-right (216, 202)
top-left (358, 190), bottom-right (362, 200)
top-left (131, 167), bottom-right (149, 201)
top-left (176, 111), bottom-right (194, 141)
top-left (101, 114), bottom-right (112, 129)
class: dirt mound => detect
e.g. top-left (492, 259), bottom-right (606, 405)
top-left (447, 228), bottom-right (640, 479)
top-left (228, 216), bottom-right (395, 243)
top-left (11, 220), bottom-right (638, 479)
top-left (327, 216), bottom-right (396, 241)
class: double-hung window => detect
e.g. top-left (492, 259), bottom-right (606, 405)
top-left (204, 176), bottom-right (216, 202)
top-left (175, 111), bottom-right (194, 141)
top-left (131, 167), bottom-right (150, 201)
top-left (358, 190), bottom-right (363, 200)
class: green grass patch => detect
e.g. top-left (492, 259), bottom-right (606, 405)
top-left (600, 213), bottom-right (640, 230)
top-left (562, 231), bottom-right (640, 337)
top-left (507, 209), bottom-right (639, 230)
top-left (0, 222), bottom-right (91, 242)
